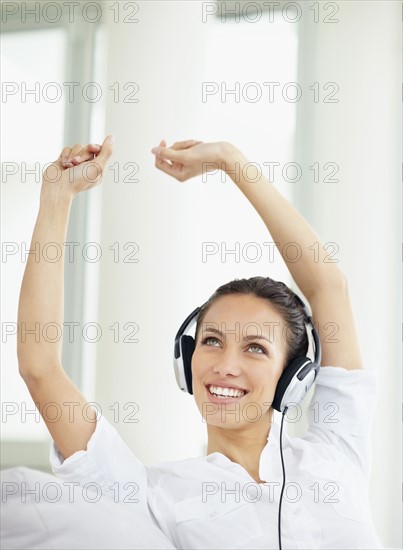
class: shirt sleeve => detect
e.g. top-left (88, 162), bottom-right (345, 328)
top-left (303, 366), bottom-right (379, 477)
top-left (49, 414), bottom-right (148, 510)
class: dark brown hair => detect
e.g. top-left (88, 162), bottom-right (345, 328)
top-left (194, 276), bottom-right (309, 368)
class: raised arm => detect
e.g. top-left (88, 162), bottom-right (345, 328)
top-left (151, 140), bottom-right (363, 371)
top-left (17, 136), bottom-right (114, 460)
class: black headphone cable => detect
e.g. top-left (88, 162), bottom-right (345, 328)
top-left (278, 406), bottom-right (288, 550)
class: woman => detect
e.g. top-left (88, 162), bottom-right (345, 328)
top-left (16, 136), bottom-right (383, 549)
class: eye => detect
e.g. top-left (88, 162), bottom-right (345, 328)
top-left (201, 336), bottom-right (221, 347)
top-left (247, 343), bottom-right (269, 355)
top-left (201, 337), bottom-right (268, 356)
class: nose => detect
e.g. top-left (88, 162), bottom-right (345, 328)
top-left (212, 346), bottom-right (242, 377)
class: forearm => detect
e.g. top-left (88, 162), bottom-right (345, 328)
top-left (17, 189), bottom-right (73, 375)
top-left (220, 143), bottom-right (345, 298)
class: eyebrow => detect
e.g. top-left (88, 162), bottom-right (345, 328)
top-left (201, 327), bottom-right (275, 350)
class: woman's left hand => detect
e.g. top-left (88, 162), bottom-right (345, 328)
top-left (151, 139), bottom-right (226, 182)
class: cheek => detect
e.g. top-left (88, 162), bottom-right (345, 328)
top-left (249, 365), bottom-right (282, 395)
top-left (190, 353), bottom-right (206, 387)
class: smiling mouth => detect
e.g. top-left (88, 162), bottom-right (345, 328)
top-left (207, 384), bottom-right (247, 399)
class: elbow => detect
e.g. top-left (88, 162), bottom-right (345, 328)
top-left (17, 349), bottom-right (34, 381)
top-left (18, 360), bottom-right (38, 385)
top-left (18, 364), bottom-right (36, 388)
top-left (18, 355), bottom-right (61, 385)
top-left (17, 352), bottom-right (29, 380)
top-left (329, 270), bottom-right (349, 293)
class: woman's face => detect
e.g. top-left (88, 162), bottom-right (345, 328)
top-left (191, 294), bottom-right (288, 429)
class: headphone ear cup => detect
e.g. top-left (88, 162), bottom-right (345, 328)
top-left (272, 356), bottom-right (312, 412)
top-left (181, 335), bottom-right (195, 394)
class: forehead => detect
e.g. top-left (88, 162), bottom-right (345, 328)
top-left (200, 294), bottom-right (285, 338)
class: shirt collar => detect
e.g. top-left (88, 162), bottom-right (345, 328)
top-left (203, 421), bottom-right (288, 482)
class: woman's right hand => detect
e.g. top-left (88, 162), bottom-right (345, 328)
top-left (41, 134), bottom-right (115, 202)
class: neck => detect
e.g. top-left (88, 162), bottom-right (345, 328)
top-left (206, 416), bottom-right (273, 484)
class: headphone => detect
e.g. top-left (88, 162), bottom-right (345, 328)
top-left (173, 293), bottom-right (321, 412)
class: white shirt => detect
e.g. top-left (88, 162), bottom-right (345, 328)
top-left (50, 366), bottom-right (384, 549)
top-left (0, 467), bottom-right (176, 550)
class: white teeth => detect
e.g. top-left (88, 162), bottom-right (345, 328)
top-left (208, 385), bottom-right (245, 398)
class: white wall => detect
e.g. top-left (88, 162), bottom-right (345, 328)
top-left (94, 1), bottom-right (212, 463)
top-left (94, 1), bottom-right (400, 547)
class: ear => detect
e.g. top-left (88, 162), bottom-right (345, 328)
top-left (272, 356), bottom-right (314, 412)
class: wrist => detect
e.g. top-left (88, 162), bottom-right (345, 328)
top-left (39, 182), bottom-right (73, 213)
top-left (218, 142), bottom-right (240, 165)
top-left (218, 143), bottom-right (251, 184)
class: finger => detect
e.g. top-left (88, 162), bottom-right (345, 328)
top-left (69, 144), bottom-right (101, 164)
top-left (84, 143), bottom-right (102, 157)
top-left (58, 143), bottom-right (102, 165)
top-left (155, 156), bottom-right (183, 180)
top-left (62, 144), bottom-right (83, 166)
top-left (59, 147), bottom-right (72, 165)
top-left (69, 144), bottom-right (83, 159)
top-left (155, 140), bottom-right (167, 154)
top-left (153, 139), bottom-right (199, 149)
top-left (154, 150), bottom-right (172, 170)
top-left (171, 140), bottom-right (201, 150)
top-left (92, 135), bottom-right (115, 169)
top-left (151, 146), bottom-right (184, 162)
top-left (67, 142), bottom-right (102, 161)
top-left (151, 139), bottom-right (169, 154)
